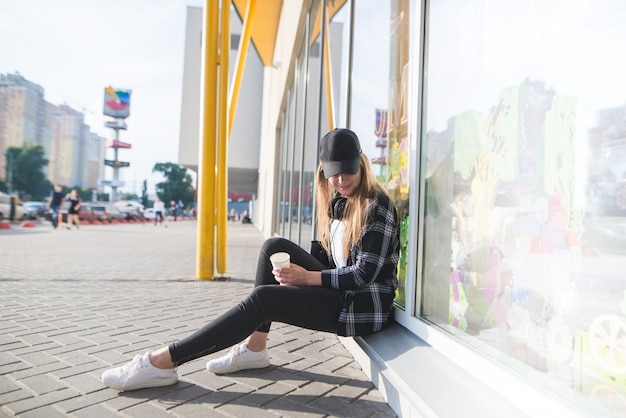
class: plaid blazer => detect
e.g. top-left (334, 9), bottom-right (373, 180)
top-left (320, 191), bottom-right (400, 337)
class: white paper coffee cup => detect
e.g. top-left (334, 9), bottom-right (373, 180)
top-left (270, 252), bottom-right (290, 269)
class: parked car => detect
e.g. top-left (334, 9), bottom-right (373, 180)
top-left (142, 208), bottom-right (156, 220)
top-left (23, 201), bottom-right (47, 219)
top-left (76, 203), bottom-right (106, 223)
top-left (118, 205), bottom-right (144, 220)
top-left (104, 205), bottom-right (126, 222)
top-left (0, 192), bottom-right (27, 221)
top-left (86, 203), bottom-right (126, 223)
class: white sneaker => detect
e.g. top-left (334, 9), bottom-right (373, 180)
top-left (206, 343), bottom-right (270, 374)
top-left (101, 353), bottom-right (178, 391)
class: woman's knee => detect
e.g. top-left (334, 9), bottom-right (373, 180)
top-left (261, 237), bottom-right (292, 255)
top-left (247, 285), bottom-right (278, 314)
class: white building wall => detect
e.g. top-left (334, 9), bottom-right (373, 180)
top-left (178, 5), bottom-right (263, 188)
top-left (256, 0), bottom-right (305, 237)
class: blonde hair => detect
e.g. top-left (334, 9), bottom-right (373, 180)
top-left (315, 153), bottom-right (389, 256)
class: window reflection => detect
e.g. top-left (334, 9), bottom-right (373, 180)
top-left (351, 0), bottom-right (412, 309)
top-left (423, 0), bottom-right (626, 415)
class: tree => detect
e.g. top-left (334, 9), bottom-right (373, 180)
top-left (152, 162), bottom-right (195, 207)
top-left (141, 179), bottom-right (149, 208)
top-left (5, 144), bottom-right (48, 199)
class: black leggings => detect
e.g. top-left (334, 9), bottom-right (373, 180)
top-left (168, 237), bottom-right (345, 366)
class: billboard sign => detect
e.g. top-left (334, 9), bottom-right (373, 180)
top-left (104, 159), bottom-right (130, 168)
top-left (103, 86), bottom-right (131, 119)
top-left (104, 120), bottom-right (127, 130)
top-left (111, 140), bottom-right (132, 149)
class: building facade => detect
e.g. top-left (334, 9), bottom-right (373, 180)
top-left (181, 1), bottom-right (626, 416)
top-left (0, 73), bottom-right (106, 194)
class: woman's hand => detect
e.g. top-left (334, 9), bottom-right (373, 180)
top-left (272, 263), bottom-right (322, 287)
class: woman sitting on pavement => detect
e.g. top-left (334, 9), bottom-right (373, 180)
top-left (101, 128), bottom-right (400, 391)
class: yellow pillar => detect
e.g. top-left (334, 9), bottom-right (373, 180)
top-left (323, 8), bottom-right (335, 131)
top-left (216, 2), bottom-right (230, 274)
top-left (196, 0), bottom-right (220, 280)
top-left (228, 0), bottom-right (256, 135)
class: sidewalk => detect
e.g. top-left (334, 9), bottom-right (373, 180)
top-left (0, 220), bottom-right (396, 417)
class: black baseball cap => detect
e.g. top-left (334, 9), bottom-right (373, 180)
top-left (319, 128), bottom-right (362, 179)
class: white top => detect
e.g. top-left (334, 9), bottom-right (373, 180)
top-left (153, 200), bottom-right (165, 212)
top-left (330, 219), bottom-right (347, 268)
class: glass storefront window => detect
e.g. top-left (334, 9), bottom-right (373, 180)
top-left (422, 1), bottom-right (626, 415)
top-left (351, 0), bottom-right (411, 309)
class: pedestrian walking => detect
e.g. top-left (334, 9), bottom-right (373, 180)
top-left (153, 197), bottom-right (165, 226)
top-left (66, 189), bottom-right (81, 229)
top-left (46, 184), bottom-right (65, 229)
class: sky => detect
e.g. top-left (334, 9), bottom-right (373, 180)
top-left (0, 0), bottom-right (204, 196)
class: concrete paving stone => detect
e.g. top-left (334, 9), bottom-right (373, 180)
top-left (2, 387), bottom-right (80, 415)
top-left (222, 371), bottom-right (286, 392)
top-left (257, 368), bottom-right (313, 390)
top-left (8, 341), bottom-right (62, 357)
top-left (152, 384), bottom-right (213, 409)
top-left (278, 338), bottom-right (322, 354)
top-left (13, 347), bottom-right (57, 366)
top-left (309, 395), bottom-right (376, 418)
top-left (46, 332), bottom-right (87, 346)
top-left (54, 351), bottom-right (97, 367)
top-left (123, 401), bottom-right (176, 417)
top-left (353, 391), bottom-right (399, 417)
top-left (72, 323), bottom-right (115, 336)
top-left (322, 342), bottom-right (359, 359)
top-left (62, 372), bottom-right (108, 394)
top-left (0, 359), bottom-right (47, 377)
top-left (0, 341), bottom-right (27, 358)
top-left (17, 374), bottom-right (66, 395)
top-left (297, 338), bottom-right (345, 357)
top-left (266, 352), bottom-right (306, 369)
top-left (107, 332), bottom-right (149, 346)
top-left (0, 334), bottom-right (20, 347)
top-left (168, 400), bottom-right (231, 418)
top-left (38, 320), bottom-right (83, 330)
top-left (282, 380), bottom-right (336, 404)
top-left (69, 403), bottom-right (124, 418)
top-left (265, 396), bottom-right (329, 418)
top-left (265, 334), bottom-right (298, 346)
top-left (280, 358), bottom-right (324, 374)
top-left (101, 387), bottom-right (174, 412)
top-left (81, 331), bottom-right (127, 345)
top-left (0, 351), bottom-right (19, 366)
top-left (78, 340), bottom-right (129, 355)
top-left (0, 376), bottom-right (21, 394)
top-left (306, 355), bottom-right (354, 375)
top-left (7, 320), bottom-right (50, 334)
top-left (45, 341), bottom-right (97, 357)
top-left (0, 388), bottom-right (33, 409)
top-left (334, 362), bottom-right (375, 380)
top-left (10, 333), bottom-right (54, 347)
top-left (265, 393), bottom-right (333, 417)
top-left (116, 340), bottom-right (161, 357)
top-left (10, 361), bottom-right (70, 380)
top-left (0, 325), bottom-right (24, 337)
top-left (51, 360), bottom-right (107, 380)
top-left (182, 381), bottom-right (254, 408)
top-left (182, 369), bottom-right (236, 393)
top-left (216, 402), bottom-right (282, 418)
top-left (232, 381), bottom-right (296, 407)
top-left (89, 349), bottom-right (136, 366)
top-left (293, 369), bottom-right (350, 387)
top-left (18, 405), bottom-right (68, 418)
top-left (323, 379), bottom-right (372, 402)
